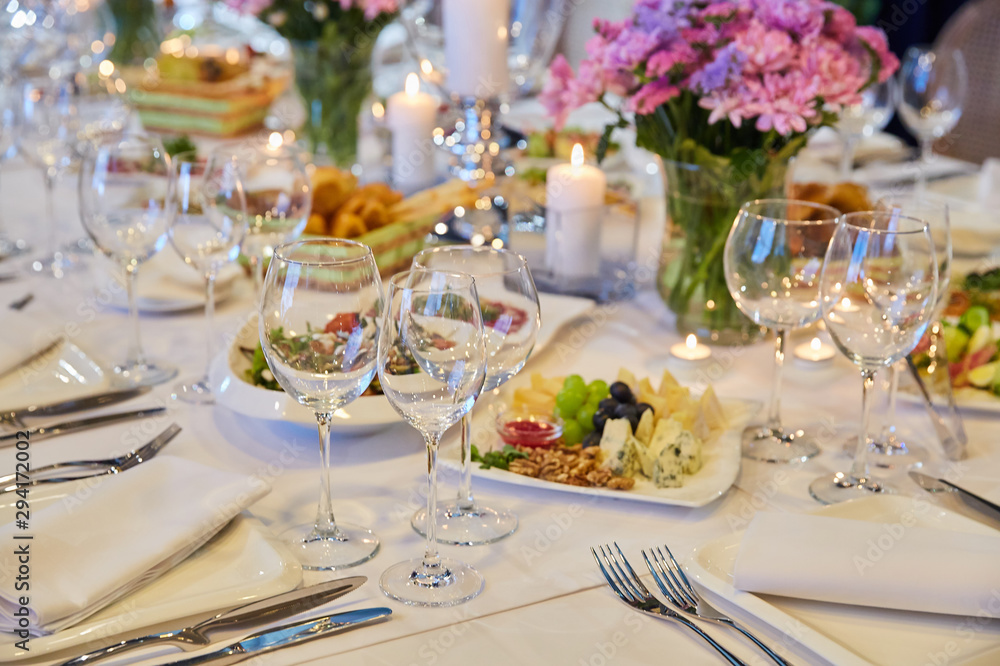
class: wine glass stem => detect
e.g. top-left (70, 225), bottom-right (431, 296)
top-left (202, 272), bottom-right (217, 383)
top-left (918, 137), bottom-right (934, 196)
top-left (251, 253), bottom-right (264, 302)
top-left (456, 412), bottom-right (475, 511)
top-left (44, 168), bottom-right (57, 260)
top-left (422, 433), bottom-right (442, 568)
top-left (839, 135), bottom-right (859, 179)
top-left (850, 369), bottom-right (877, 482)
top-left (124, 264), bottom-right (146, 369)
top-left (881, 363), bottom-right (900, 440)
top-left (765, 328), bottom-right (786, 433)
top-left (313, 412), bottom-right (340, 536)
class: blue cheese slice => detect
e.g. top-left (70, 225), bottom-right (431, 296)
top-left (648, 418), bottom-right (704, 487)
top-left (599, 418), bottom-right (639, 477)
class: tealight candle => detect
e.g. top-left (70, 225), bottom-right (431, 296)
top-left (794, 337), bottom-right (836, 367)
top-left (442, 0), bottom-right (510, 98)
top-left (670, 334), bottom-right (712, 364)
top-left (387, 73), bottom-right (437, 194)
top-left (544, 143), bottom-right (606, 279)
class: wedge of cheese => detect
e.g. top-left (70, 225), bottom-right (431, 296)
top-left (600, 418), bottom-right (640, 477)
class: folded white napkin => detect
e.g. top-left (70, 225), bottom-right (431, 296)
top-left (0, 313), bottom-right (63, 381)
top-left (0, 456), bottom-right (269, 636)
top-left (733, 512), bottom-right (1000, 617)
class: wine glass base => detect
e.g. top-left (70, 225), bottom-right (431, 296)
top-left (28, 251), bottom-right (82, 279)
top-left (380, 557), bottom-right (484, 607)
top-left (842, 434), bottom-right (926, 469)
top-left (0, 236), bottom-right (29, 260)
top-left (112, 362), bottom-right (178, 388)
top-left (281, 522), bottom-right (380, 571)
top-left (741, 425), bottom-right (820, 463)
top-left (411, 502), bottom-right (518, 546)
top-left (808, 471), bottom-right (897, 505)
top-left (172, 379), bottom-right (214, 404)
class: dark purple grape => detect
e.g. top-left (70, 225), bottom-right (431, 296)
top-left (598, 397), bottom-right (619, 412)
top-left (592, 409), bottom-right (612, 432)
top-left (627, 415), bottom-right (640, 431)
top-left (636, 403), bottom-right (653, 418)
top-left (613, 403), bottom-right (638, 420)
top-left (609, 381), bottom-right (633, 404)
top-left (582, 431), bottom-right (601, 448)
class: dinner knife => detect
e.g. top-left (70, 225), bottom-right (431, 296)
top-left (59, 577), bottom-right (369, 665)
top-left (909, 471), bottom-right (1000, 523)
top-left (0, 407), bottom-right (167, 446)
top-left (1, 386), bottom-right (151, 423)
top-left (170, 607), bottom-right (392, 666)
top-left (0, 337), bottom-right (64, 383)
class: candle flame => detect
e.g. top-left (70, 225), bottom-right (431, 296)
top-left (810, 337), bottom-right (822, 352)
top-left (686, 334), bottom-right (698, 351)
top-left (571, 143), bottom-right (585, 168)
top-left (405, 72), bottom-right (420, 97)
top-left (372, 100), bottom-right (385, 119)
top-left (267, 131), bottom-right (283, 149)
top-left (420, 59), bottom-right (433, 75)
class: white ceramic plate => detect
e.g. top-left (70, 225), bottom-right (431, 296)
top-left (443, 394), bottom-right (751, 508)
top-left (686, 495), bottom-right (1000, 666)
top-left (0, 482), bottom-right (301, 661)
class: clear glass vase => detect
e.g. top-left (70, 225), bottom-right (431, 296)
top-left (657, 158), bottom-right (788, 345)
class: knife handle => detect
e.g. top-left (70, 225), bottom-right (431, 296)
top-left (942, 480), bottom-right (1000, 520)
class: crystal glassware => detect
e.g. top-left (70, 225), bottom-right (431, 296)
top-left (835, 76), bottom-right (895, 179)
top-left (409, 246), bottom-right (540, 545)
top-left (0, 75), bottom-right (28, 260)
top-left (378, 269), bottom-right (487, 606)
top-left (168, 151), bottom-right (248, 403)
top-left (897, 46), bottom-right (967, 195)
top-left (17, 74), bottom-right (81, 277)
top-left (212, 139), bottom-right (310, 297)
top-left (809, 211), bottom-right (938, 504)
top-left (79, 133), bottom-right (178, 387)
top-left (724, 199), bottom-right (841, 463)
top-left (259, 239), bottom-right (382, 570)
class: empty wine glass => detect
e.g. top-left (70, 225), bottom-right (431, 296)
top-left (79, 133), bottom-right (178, 387)
top-left (724, 199), bottom-right (841, 463)
top-left (809, 211), bottom-right (938, 504)
top-left (18, 74), bottom-right (81, 277)
top-left (861, 196), bottom-right (952, 467)
top-left (410, 246), bottom-right (541, 545)
top-left (897, 46), bottom-right (967, 195)
top-left (836, 77), bottom-right (896, 178)
top-left (378, 269), bottom-right (487, 607)
top-left (72, 68), bottom-right (132, 155)
top-left (168, 151), bottom-right (248, 403)
top-left (0, 76), bottom-right (28, 260)
top-left (259, 239), bottom-right (382, 570)
top-left (213, 138), bottom-right (311, 296)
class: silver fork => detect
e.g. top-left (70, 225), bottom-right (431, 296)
top-left (644, 545), bottom-right (790, 665)
top-left (592, 544), bottom-right (747, 666)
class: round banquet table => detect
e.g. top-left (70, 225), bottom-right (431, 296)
top-left (1, 154), bottom-right (999, 666)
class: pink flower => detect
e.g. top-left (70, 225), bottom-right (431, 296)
top-left (540, 55), bottom-right (603, 129)
top-left (646, 44), bottom-right (697, 79)
top-left (630, 78), bottom-right (681, 115)
top-left (737, 22), bottom-right (796, 74)
top-left (856, 26), bottom-right (900, 82)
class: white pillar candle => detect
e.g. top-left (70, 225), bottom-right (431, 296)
top-left (545, 143), bottom-right (606, 279)
top-left (442, 0), bottom-right (510, 99)
top-left (387, 73), bottom-right (438, 195)
top-left (669, 334), bottom-right (713, 365)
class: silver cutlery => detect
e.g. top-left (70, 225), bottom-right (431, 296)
top-left (591, 544), bottom-right (747, 666)
top-left (0, 336), bottom-right (65, 385)
top-left (0, 407), bottom-right (167, 446)
top-left (905, 350), bottom-right (967, 461)
top-left (1, 386), bottom-right (151, 427)
top-left (910, 471), bottom-right (1000, 522)
top-left (168, 607), bottom-right (392, 665)
top-left (643, 545), bottom-right (790, 665)
top-left (7, 292), bottom-right (32, 310)
top-left (0, 423), bottom-right (180, 493)
top-left (59, 576), bottom-right (368, 665)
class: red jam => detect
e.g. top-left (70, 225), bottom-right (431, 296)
top-left (497, 418), bottom-right (561, 448)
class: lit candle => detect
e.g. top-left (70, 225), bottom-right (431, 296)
top-left (794, 337), bottom-right (836, 367)
top-left (670, 334), bottom-right (712, 364)
top-left (386, 73), bottom-right (438, 194)
top-left (544, 143), bottom-right (606, 279)
top-left (443, 0), bottom-right (510, 99)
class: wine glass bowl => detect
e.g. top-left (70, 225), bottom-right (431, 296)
top-left (809, 211), bottom-right (938, 504)
top-left (835, 77), bottom-right (895, 178)
top-left (724, 199), bottom-right (841, 463)
top-left (259, 239), bottom-right (382, 570)
top-left (378, 269), bottom-right (487, 607)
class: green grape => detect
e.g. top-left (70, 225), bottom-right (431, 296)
top-left (563, 374), bottom-right (586, 393)
top-left (587, 379), bottom-right (609, 397)
top-left (562, 419), bottom-right (584, 446)
top-left (576, 404), bottom-right (597, 433)
top-left (555, 389), bottom-right (585, 415)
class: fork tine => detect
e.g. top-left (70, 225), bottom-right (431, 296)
top-left (600, 544), bottom-right (644, 601)
top-left (657, 545), bottom-right (699, 607)
top-left (642, 548), bottom-right (683, 606)
top-left (591, 546), bottom-right (635, 604)
top-left (612, 542), bottom-right (652, 597)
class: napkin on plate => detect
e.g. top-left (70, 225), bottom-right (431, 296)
top-left (0, 313), bottom-right (63, 381)
top-left (733, 512), bottom-right (1000, 617)
top-left (0, 456), bottom-right (269, 636)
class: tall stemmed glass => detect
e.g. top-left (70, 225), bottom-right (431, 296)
top-left (724, 200), bottom-right (842, 463)
top-left (79, 133), bottom-right (178, 387)
top-left (410, 246), bottom-right (540, 544)
top-left (0, 75), bottom-right (28, 260)
top-left (861, 196), bottom-right (952, 467)
top-left (168, 152), bottom-right (248, 403)
top-left (897, 46), bottom-right (967, 195)
top-left (18, 75), bottom-right (80, 277)
top-left (214, 140), bottom-right (310, 297)
top-left (836, 77), bottom-right (895, 179)
top-left (259, 239), bottom-right (382, 570)
top-left (378, 270), bottom-right (487, 607)
top-left (809, 211), bottom-right (938, 504)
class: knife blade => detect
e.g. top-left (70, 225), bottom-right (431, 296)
top-left (0, 336), bottom-right (64, 383)
top-left (1, 386), bottom-right (151, 422)
top-left (0, 407), bottom-right (167, 446)
top-left (171, 607), bottom-right (392, 666)
top-left (909, 471), bottom-right (1000, 522)
top-left (58, 577), bottom-right (369, 665)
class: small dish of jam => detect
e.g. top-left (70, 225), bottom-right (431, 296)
top-left (495, 408), bottom-right (563, 448)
